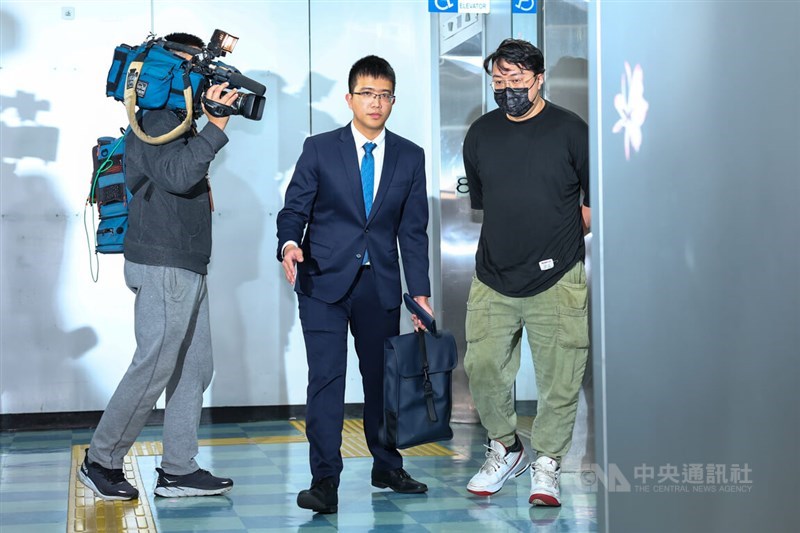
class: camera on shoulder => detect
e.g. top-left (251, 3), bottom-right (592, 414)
top-left (106, 30), bottom-right (266, 144)
top-left (165, 30), bottom-right (266, 121)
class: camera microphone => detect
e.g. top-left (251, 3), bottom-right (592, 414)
top-left (203, 63), bottom-right (266, 96)
top-left (227, 71), bottom-right (266, 96)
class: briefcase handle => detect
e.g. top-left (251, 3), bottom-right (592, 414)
top-left (416, 329), bottom-right (438, 423)
top-left (403, 293), bottom-right (436, 335)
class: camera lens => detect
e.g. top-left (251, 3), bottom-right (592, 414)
top-left (233, 93), bottom-right (265, 121)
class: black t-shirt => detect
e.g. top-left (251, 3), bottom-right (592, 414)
top-left (463, 102), bottom-right (589, 297)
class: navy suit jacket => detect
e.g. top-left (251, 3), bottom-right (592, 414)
top-left (276, 124), bottom-right (430, 310)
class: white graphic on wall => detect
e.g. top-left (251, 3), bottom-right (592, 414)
top-left (612, 62), bottom-right (649, 161)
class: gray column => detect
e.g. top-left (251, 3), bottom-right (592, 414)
top-left (589, 1), bottom-right (800, 531)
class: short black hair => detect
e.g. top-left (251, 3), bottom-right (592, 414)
top-left (348, 55), bottom-right (396, 93)
top-left (484, 38), bottom-right (545, 76)
top-left (164, 32), bottom-right (205, 51)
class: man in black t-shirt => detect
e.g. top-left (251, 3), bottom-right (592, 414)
top-left (462, 38), bottom-right (590, 508)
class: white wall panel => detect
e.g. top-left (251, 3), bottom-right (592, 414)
top-left (2, 1), bottom-right (153, 413)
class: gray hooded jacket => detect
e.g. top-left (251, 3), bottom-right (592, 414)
top-left (123, 109), bottom-right (228, 275)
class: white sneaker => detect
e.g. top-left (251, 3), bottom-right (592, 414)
top-left (467, 439), bottom-right (530, 496)
top-left (529, 456), bottom-right (561, 506)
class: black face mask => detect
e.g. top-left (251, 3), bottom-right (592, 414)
top-left (494, 86), bottom-right (537, 117)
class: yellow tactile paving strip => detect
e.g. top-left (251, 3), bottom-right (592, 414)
top-left (68, 446), bottom-right (156, 533)
top-left (68, 420), bottom-right (454, 532)
top-left (129, 433), bottom-right (310, 457)
top-left (290, 419), bottom-right (456, 457)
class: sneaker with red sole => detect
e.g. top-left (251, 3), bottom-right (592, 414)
top-left (467, 438), bottom-right (530, 496)
top-left (529, 455), bottom-right (561, 506)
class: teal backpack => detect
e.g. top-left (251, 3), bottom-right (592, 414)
top-left (84, 128), bottom-right (148, 280)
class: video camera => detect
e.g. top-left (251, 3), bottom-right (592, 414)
top-left (164, 30), bottom-right (266, 121)
top-left (106, 30), bottom-right (266, 144)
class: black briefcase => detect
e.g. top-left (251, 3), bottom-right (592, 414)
top-left (380, 294), bottom-right (457, 449)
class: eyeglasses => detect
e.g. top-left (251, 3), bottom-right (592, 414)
top-left (490, 75), bottom-right (536, 93)
top-left (352, 91), bottom-right (396, 104)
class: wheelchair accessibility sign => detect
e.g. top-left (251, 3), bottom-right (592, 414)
top-left (429, 0), bottom-right (457, 12)
top-left (429, 0), bottom-right (490, 14)
top-left (512, 0), bottom-right (537, 13)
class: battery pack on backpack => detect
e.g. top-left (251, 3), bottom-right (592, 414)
top-left (90, 134), bottom-right (130, 254)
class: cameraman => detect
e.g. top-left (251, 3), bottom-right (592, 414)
top-left (78, 32), bottom-right (240, 500)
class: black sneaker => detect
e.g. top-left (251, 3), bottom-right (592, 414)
top-left (78, 449), bottom-right (139, 501)
top-left (154, 467), bottom-right (233, 497)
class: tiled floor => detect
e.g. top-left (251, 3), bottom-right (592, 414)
top-left (0, 418), bottom-right (598, 532)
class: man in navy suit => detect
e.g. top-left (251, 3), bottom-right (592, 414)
top-left (277, 55), bottom-right (433, 514)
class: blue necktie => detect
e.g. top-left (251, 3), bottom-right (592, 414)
top-left (361, 142), bottom-right (376, 264)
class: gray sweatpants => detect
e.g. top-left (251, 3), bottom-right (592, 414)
top-left (88, 260), bottom-right (213, 475)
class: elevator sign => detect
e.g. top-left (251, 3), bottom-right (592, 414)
top-left (512, 0), bottom-right (537, 14)
top-left (429, 0), bottom-right (490, 14)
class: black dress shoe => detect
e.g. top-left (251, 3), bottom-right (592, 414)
top-left (297, 477), bottom-right (338, 514)
top-left (371, 468), bottom-right (428, 494)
